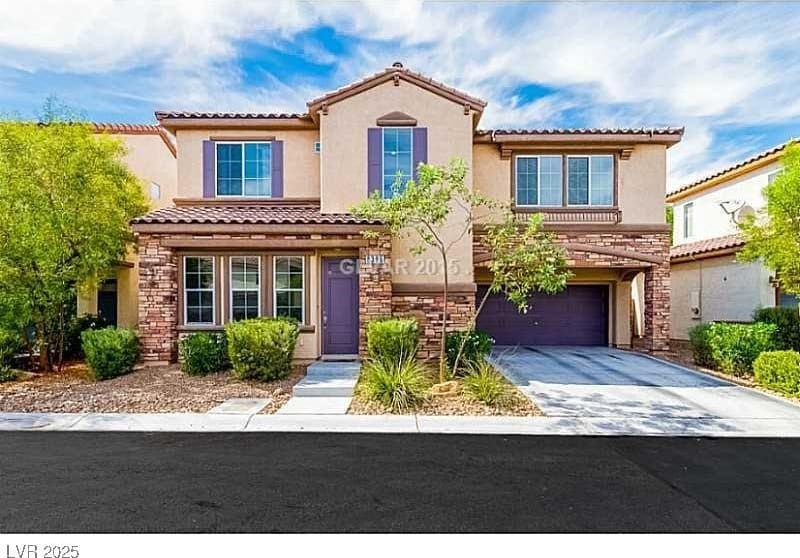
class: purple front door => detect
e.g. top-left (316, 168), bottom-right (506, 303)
top-left (322, 258), bottom-right (360, 354)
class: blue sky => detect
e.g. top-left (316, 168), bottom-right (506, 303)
top-left (1, 1), bottom-right (799, 189)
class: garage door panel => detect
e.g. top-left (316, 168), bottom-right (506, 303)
top-left (477, 285), bottom-right (608, 346)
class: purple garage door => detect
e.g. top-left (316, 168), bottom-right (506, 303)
top-left (476, 285), bottom-right (609, 346)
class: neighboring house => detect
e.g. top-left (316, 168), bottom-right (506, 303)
top-left (77, 123), bottom-right (177, 328)
top-left (666, 139), bottom-right (796, 341)
top-left (110, 63), bottom-right (681, 364)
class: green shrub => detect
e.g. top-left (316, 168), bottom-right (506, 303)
top-left (0, 329), bottom-right (21, 366)
top-left (707, 322), bottom-right (777, 376)
top-left (0, 366), bottom-right (19, 382)
top-left (688, 323), bottom-right (715, 367)
top-left (753, 307), bottom-right (800, 352)
top-left (179, 332), bottom-right (229, 376)
top-left (225, 317), bottom-right (299, 381)
top-left (463, 360), bottom-right (507, 406)
top-left (366, 318), bottom-right (419, 364)
top-left (753, 350), bottom-right (800, 396)
top-left (446, 329), bottom-right (493, 375)
top-left (64, 314), bottom-right (111, 359)
top-left (81, 327), bottom-right (139, 380)
top-left (359, 357), bottom-right (430, 412)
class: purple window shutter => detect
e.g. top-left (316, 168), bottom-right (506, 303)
top-left (367, 128), bottom-right (382, 196)
top-left (413, 127), bottom-right (428, 180)
top-left (202, 140), bottom-right (215, 198)
top-left (271, 140), bottom-right (284, 198)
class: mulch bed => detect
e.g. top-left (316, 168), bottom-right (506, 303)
top-left (0, 362), bottom-right (306, 414)
top-left (348, 375), bottom-right (542, 416)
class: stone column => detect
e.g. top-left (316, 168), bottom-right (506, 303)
top-left (136, 233), bottom-right (178, 364)
top-left (643, 261), bottom-right (670, 352)
top-left (358, 233), bottom-right (393, 357)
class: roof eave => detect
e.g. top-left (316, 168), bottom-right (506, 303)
top-left (476, 132), bottom-right (683, 146)
top-left (155, 115), bottom-right (317, 132)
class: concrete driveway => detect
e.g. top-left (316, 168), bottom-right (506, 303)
top-left (491, 346), bottom-right (800, 435)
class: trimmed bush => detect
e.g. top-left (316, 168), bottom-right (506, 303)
top-left (64, 313), bottom-right (111, 359)
top-left (706, 322), bottom-right (777, 376)
top-left (688, 323), bottom-right (715, 367)
top-left (754, 350), bottom-right (800, 396)
top-left (366, 318), bottom-right (419, 364)
top-left (463, 360), bottom-right (507, 406)
top-left (446, 329), bottom-right (493, 375)
top-left (753, 306), bottom-right (800, 352)
top-left (179, 332), bottom-right (229, 376)
top-left (81, 327), bottom-right (139, 380)
top-left (359, 357), bottom-right (430, 412)
top-left (225, 317), bottom-right (299, 381)
top-left (0, 329), bottom-right (21, 366)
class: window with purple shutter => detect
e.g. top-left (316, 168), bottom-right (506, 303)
top-left (202, 140), bottom-right (215, 198)
top-left (367, 128), bottom-right (382, 196)
top-left (412, 127), bottom-right (427, 179)
top-left (203, 140), bottom-right (282, 197)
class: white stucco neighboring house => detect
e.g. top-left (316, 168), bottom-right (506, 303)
top-left (666, 139), bottom-right (797, 341)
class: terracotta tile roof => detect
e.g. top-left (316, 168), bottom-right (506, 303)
top-left (667, 139), bottom-right (795, 198)
top-left (93, 123), bottom-right (176, 157)
top-left (131, 204), bottom-right (381, 226)
top-left (477, 127), bottom-right (684, 136)
top-left (307, 63), bottom-right (487, 111)
top-left (670, 234), bottom-right (745, 260)
top-left (155, 111), bottom-right (309, 120)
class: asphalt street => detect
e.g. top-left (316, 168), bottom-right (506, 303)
top-left (1, 432), bottom-right (798, 532)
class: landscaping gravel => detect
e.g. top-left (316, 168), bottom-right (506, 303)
top-left (0, 363), bottom-right (306, 414)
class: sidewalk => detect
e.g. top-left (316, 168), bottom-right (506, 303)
top-left (2, 411), bottom-right (800, 436)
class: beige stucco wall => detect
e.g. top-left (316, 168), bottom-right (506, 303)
top-left (175, 129), bottom-right (320, 199)
top-left (472, 142), bottom-right (668, 226)
top-left (319, 80), bottom-right (476, 284)
top-left (113, 133), bottom-right (178, 210)
top-left (670, 255), bottom-right (775, 340)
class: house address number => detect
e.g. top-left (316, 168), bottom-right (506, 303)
top-left (364, 254), bottom-right (385, 265)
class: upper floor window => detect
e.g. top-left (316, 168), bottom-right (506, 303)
top-left (216, 142), bottom-right (271, 197)
top-left (567, 155), bottom-right (614, 206)
top-left (184, 256), bottom-right (215, 325)
top-left (683, 202), bottom-right (694, 239)
top-left (516, 155), bottom-right (563, 206)
top-left (382, 128), bottom-right (413, 198)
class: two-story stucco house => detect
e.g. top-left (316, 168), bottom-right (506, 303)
top-left (111, 63), bottom-right (681, 364)
top-left (667, 139), bottom-right (796, 341)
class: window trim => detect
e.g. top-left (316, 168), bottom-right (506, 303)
top-left (381, 127), bottom-right (414, 199)
top-left (272, 255), bottom-right (305, 323)
top-left (566, 154), bottom-right (615, 208)
top-left (183, 255), bottom-right (216, 326)
top-left (514, 154), bottom-right (564, 208)
top-left (683, 201), bottom-right (694, 239)
top-left (229, 255), bottom-right (261, 322)
top-left (214, 140), bottom-right (273, 198)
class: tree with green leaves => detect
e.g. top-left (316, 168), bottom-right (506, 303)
top-left (0, 107), bottom-right (148, 370)
top-left (739, 142), bottom-right (800, 298)
top-left (351, 158), bottom-right (569, 382)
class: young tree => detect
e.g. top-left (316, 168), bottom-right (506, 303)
top-left (451, 212), bottom-right (570, 374)
top-left (351, 158), bottom-right (569, 382)
top-left (739, 143), bottom-right (800, 296)
top-left (0, 109), bottom-right (148, 370)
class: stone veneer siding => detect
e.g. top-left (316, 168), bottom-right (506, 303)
top-left (137, 233), bottom-right (178, 363)
top-left (474, 229), bottom-right (671, 352)
top-left (391, 292), bottom-right (474, 360)
top-left (357, 233), bottom-right (393, 357)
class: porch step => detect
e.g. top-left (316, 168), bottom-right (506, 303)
top-left (292, 361), bottom-right (361, 398)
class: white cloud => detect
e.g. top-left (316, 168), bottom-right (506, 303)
top-left (1, 0), bottom-right (799, 184)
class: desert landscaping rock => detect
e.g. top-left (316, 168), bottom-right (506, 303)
top-left (0, 363), bottom-right (305, 414)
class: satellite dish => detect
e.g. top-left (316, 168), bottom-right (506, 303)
top-left (735, 204), bottom-right (756, 223)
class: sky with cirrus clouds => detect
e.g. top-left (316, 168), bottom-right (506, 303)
top-left (1, 0), bottom-right (798, 191)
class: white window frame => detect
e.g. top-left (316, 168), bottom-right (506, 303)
top-left (683, 202), bottom-right (694, 239)
top-left (214, 140), bottom-right (272, 198)
top-left (229, 255), bottom-right (261, 322)
top-left (183, 256), bottom-right (216, 325)
top-left (514, 154), bottom-right (564, 207)
top-left (381, 127), bottom-right (414, 199)
top-left (566, 154), bottom-right (615, 207)
top-left (273, 255), bottom-right (305, 323)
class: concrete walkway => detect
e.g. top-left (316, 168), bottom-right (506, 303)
top-left (276, 361), bottom-right (360, 415)
top-left (2, 411), bottom-right (800, 436)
